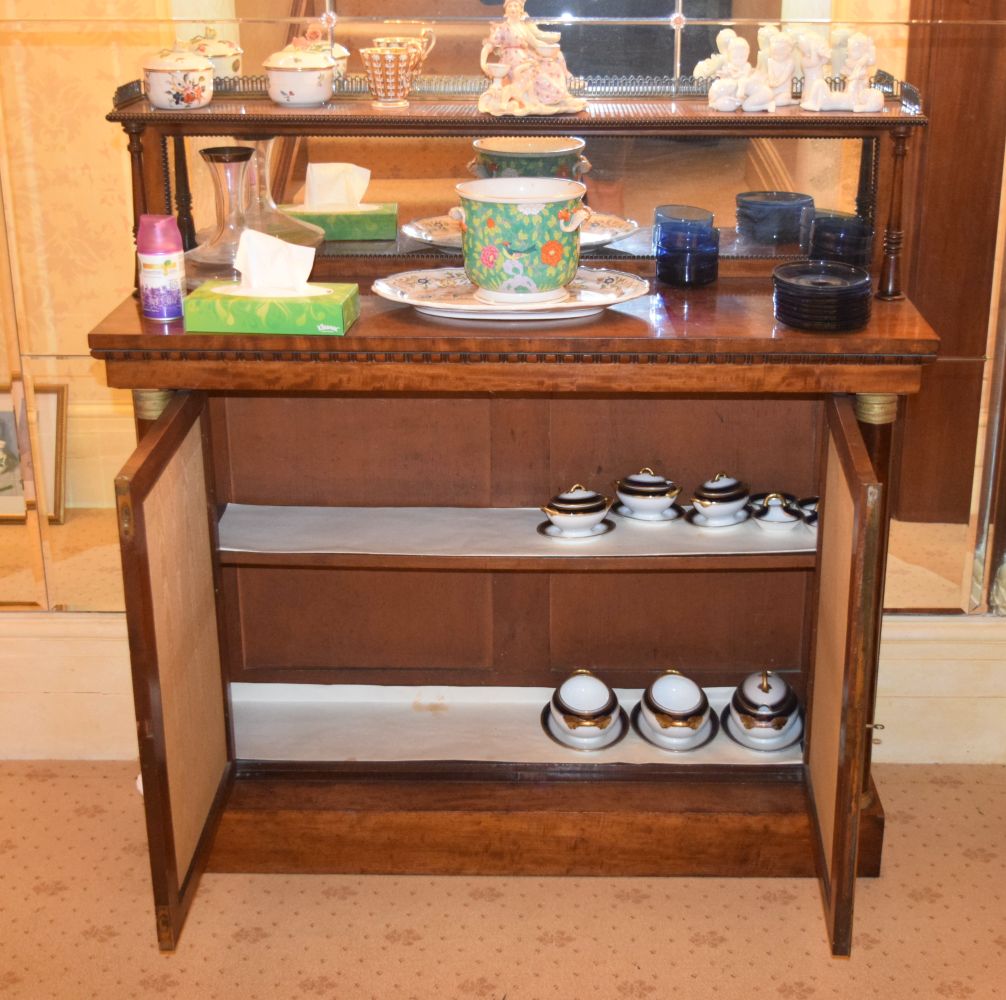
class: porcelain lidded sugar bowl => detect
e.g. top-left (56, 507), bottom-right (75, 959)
top-left (545, 669), bottom-right (625, 750)
top-left (614, 468), bottom-right (683, 521)
top-left (263, 42), bottom-right (337, 106)
top-left (184, 25), bottom-right (243, 78)
top-left (752, 492), bottom-right (803, 530)
top-left (540, 484), bottom-right (613, 537)
top-left (143, 46), bottom-right (214, 110)
top-left (725, 669), bottom-right (803, 751)
top-left (689, 471), bottom-right (750, 526)
top-left (635, 670), bottom-right (716, 751)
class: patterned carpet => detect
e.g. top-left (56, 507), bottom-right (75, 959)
top-left (1, 762), bottom-right (1004, 1000)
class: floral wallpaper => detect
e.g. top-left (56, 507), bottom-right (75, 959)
top-left (0, 2), bottom-right (172, 357)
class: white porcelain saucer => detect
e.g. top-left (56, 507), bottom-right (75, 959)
top-left (537, 518), bottom-right (615, 539)
top-left (614, 503), bottom-right (685, 523)
top-left (373, 267), bottom-right (649, 322)
top-left (631, 703), bottom-right (719, 752)
top-left (720, 706), bottom-right (803, 753)
top-left (401, 212), bottom-right (639, 251)
top-left (540, 705), bottom-right (629, 751)
top-left (685, 507), bottom-right (750, 528)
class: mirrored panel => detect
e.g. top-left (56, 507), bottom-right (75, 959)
top-left (22, 357), bottom-right (131, 612)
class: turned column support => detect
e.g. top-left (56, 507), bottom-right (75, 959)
top-left (124, 123), bottom-right (148, 292)
top-left (173, 137), bottom-right (197, 251)
top-left (877, 127), bottom-right (910, 301)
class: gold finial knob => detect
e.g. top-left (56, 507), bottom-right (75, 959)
top-left (759, 669), bottom-right (772, 693)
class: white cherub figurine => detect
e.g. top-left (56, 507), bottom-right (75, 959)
top-left (755, 23), bottom-right (781, 75)
top-left (748, 29), bottom-right (798, 109)
top-left (708, 36), bottom-right (753, 112)
top-left (694, 27), bottom-right (737, 78)
top-left (796, 31), bottom-right (832, 92)
top-left (801, 31), bottom-right (884, 112)
top-left (830, 24), bottom-right (856, 80)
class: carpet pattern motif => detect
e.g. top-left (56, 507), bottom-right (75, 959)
top-left (0, 762), bottom-right (1004, 999)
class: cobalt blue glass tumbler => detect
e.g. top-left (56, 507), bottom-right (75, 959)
top-left (653, 204), bottom-right (719, 288)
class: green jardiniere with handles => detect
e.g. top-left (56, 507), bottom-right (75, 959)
top-left (451, 178), bottom-right (591, 303)
top-left (467, 136), bottom-right (592, 180)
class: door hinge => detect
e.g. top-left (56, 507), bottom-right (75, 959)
top-left (118, 497), bottom-right (134, 540)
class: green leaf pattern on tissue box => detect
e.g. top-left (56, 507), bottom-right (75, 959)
top-left (282, 203), bottom-right (398, 241)
top-left (183, 282), bottom-right (360, 335)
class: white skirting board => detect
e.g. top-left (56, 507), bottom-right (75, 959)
top-left (1, 612), bottom-right (1005, 762)
top-left (230, 684), bottom-right (802, 766)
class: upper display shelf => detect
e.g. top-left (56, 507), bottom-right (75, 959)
top-left (110, 75), bottom-right (925, 135)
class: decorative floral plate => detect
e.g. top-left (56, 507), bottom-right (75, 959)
top-left (372, 267), bottom-right (649, 321)
top-left (401, 212), bottom-right (639, 251)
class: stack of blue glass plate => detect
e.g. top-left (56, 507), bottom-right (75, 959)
top-left (809, 211), bottom-right (874, 267)
top-left (773, 260), bottom-right (872, 332)
top-left (736, 191), bottom-right (814, 248)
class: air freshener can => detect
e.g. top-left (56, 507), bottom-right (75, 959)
top-left (137, 214), bottom-right (185, 320)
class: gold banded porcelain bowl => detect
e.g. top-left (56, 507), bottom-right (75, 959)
top-left (549, 669), bottom-right (619, 742)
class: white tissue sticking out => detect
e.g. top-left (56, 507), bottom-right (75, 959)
top-left (304, 162), bottom-right (381, 213)
top-left (216, 229), bottom-right (329, 299)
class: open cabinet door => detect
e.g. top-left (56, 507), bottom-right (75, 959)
top-left (806, 397), bottom-right (883, 956)
top-left (116, 391), bottom-right (232, 951)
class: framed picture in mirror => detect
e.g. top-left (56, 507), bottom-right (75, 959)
top-left (0, 387), bottom-right (23, 521)
top-left (0, 384), bottom-right (67, 524)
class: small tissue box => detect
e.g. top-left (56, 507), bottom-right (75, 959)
top-left (183, 282), bottom-right (360, 336)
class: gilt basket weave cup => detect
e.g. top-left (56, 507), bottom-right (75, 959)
top-left (360, 46), bottom-right (422, 110)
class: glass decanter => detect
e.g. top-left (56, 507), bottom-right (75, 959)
top-left (243, 136), bottom-right (324, 248)
top-left (185, 145), bottom-right (254, 289)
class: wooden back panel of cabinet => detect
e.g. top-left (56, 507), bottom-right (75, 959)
top-left (211, 394), bottom-right (821, 687)
top-left (208, 395), bottom-right (821, 507)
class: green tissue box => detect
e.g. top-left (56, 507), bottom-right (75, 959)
top-left (281, 203), bottom-right (398, 241)
top-left (183, 282), bottom-right (360, 336)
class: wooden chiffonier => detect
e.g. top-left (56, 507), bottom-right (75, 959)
top-left (90, 84), bottom-right (936, 956)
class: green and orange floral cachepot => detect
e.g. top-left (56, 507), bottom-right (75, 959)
top-left (450, 178), bottom-right (591, 303)
top-left (467, 136), bottom-right (592, 180)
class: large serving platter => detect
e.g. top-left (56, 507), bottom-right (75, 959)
top-left (372, 266), bottom-right (649, 320)
top-left (401, 212), bottom-right (639, 251)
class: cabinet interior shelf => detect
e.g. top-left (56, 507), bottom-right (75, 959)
top-left (230, 684), bottom-right (803, 768)
top-left (217, 503), bottom-right (817, 570)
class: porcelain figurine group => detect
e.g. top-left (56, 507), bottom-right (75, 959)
top-left (478, 0), bottom-right (585, 117)
top-left (698, 24), bottom-right (885, 115)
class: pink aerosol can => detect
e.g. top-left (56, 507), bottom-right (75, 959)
top-left (137, 214), bottom-right (185, 320)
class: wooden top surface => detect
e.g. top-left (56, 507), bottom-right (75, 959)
top-left (109, 92), bottom-right (926, 138)
top-left (89, 278), bottom-right (937, 394)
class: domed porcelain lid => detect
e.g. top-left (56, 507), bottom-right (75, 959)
top-left (547, 484), bottom-right (608, 512)
top-left (740, 670), bottom-right (791, 710)
top-left (556, 670), bottom-right (615, 715)
top-left (144, 46), bottom-right (214, 73)
top-left (307, 41), bottom-right (350, 59)
top-left (693, 471), bottom-right (749, 503)
top-left (185, 26), bottom-right (243, 58)
top-left (754, 493), bottom-right (800, 523)
top-left (617, 468), bottom-right (679, 496)
top-left (647, 670), bottom-right (703, 714)
top-left (264, 42), bottom-right (336, 70)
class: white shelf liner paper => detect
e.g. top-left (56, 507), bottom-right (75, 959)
top-left (232, 684), bottom-right (803, 766)
top-left (218, 504), bottom-right (816, 557)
